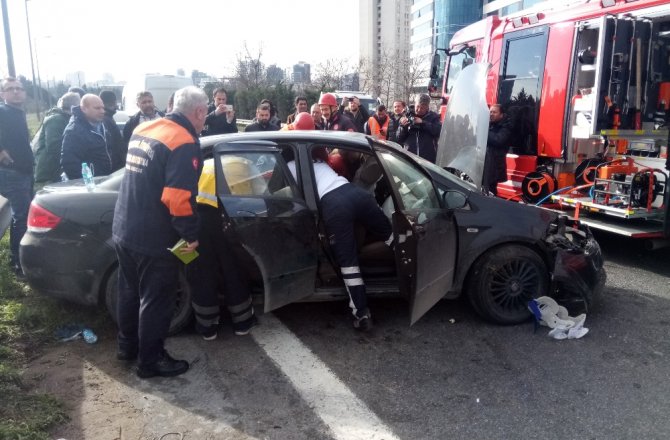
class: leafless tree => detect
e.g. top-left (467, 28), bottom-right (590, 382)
top-left (234, 42), bottom-right (267, 89)
top-left (396, 53), bottom-right (429, 104)
top-left (312, 58), bottom-right (354, 91)
top-left (359, 49), bottom-right (398, 106)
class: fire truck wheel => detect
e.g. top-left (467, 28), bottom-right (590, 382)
top-left (466, 245), bottom-right (549, 325)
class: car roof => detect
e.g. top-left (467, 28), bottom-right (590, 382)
top-left (200, 130), bottom-right (376, 154)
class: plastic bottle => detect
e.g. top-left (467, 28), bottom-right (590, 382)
top-left (81, 162), bottom-right (95, 192)
top-left (82, 328), bottom-right (97, 344)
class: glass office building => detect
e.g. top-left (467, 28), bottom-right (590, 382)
top-left (411, 0), bottom-right (483, 94)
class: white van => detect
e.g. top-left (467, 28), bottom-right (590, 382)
top-left (122, 74), bottom-right (193, 114)
top-left (331, 91), bottom-right (380, 114)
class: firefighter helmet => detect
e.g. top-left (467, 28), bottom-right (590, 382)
top-left (318, 93), bottom-right (338, 107)
top-left (294, 112), bottom-right (315, 130)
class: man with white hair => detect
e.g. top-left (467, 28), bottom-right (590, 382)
top-left (112, 86), bottom-right (208, 379)
top-left (34, 91), bottom-right (80, 185)
top-left (61, 93), bottom-right (112, 179)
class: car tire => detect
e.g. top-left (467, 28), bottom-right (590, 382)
top-left (104, 264), bottom-right (193, 335)
top-left (466, 245), bottom-right (548, 325)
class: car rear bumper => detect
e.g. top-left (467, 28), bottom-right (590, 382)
top-left (19, 232), bottom-right (111, 306)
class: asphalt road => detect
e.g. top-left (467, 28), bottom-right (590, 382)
top-left (46, 231), bottom-right (670, 440)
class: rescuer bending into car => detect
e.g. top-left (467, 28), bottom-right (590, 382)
top-left (112, 86), bottom-right (207, 379)
top-left (288, 116), bottom-right (392, 331)
top-left (187, 158), bottom-right (257, 340)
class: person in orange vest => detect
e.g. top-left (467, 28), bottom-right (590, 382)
top-left (365, 104), bottom-right (390, 140)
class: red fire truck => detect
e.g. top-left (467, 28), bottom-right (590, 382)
top-left (431, 0), bottom-right (670, 247)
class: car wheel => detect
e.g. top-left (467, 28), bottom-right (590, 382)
top-left (466, 245), bottom-right (548, 325)
top-left (104, 265), bottom-right (193, 335)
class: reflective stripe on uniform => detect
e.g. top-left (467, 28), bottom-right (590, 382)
top-left (196, 158), bottom-right (217, 207)
top-left (228, 297), bottom-right (253, 314)
top-left (344, 278), bottom-right (364, 287)
top-left (195, 314), bottom-right (220, 327)
top-left (341, 266), bottom-right (360, 275)
top-left (192, 303), bottom-right (219, 315)
top-left (231, 309), bottom-right (254, 323)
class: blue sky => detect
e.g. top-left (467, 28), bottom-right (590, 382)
top-left (1, 0), bottom-right (360, 83)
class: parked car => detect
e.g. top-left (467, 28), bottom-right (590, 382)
top-left (20, 131), bottom-right (606, 333)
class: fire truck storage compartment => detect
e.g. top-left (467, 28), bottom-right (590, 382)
top-left (568, 12), bottom-right (670, 142)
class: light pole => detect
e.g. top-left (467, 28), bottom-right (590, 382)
top-left (24, 0), bottom-right (41, 120)
top-left (1, 0), bottom-right (16, 76)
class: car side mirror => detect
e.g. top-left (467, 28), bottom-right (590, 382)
top-left (442, 189), bottom-right (467, 209)
top-left (430, 52), bottom-right (441, 79)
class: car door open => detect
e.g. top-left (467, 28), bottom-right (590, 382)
top-left (370, 139), bottom-right (459, 324)
top-left (213, 141), bottom-right (319, 312)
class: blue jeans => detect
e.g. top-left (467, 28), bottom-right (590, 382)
top-left (0, 168), bottom-right (33, 267)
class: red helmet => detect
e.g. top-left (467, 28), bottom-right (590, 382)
top-left (318, 93), bottom-right (338, 107)
top-left (293, 112), bottom-right (315, 130)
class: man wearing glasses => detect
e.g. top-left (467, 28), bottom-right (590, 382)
top-left (0, 78), bottom-right (33, 278)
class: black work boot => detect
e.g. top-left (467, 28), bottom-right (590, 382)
top-left (136, 351), bottom-right (189, 378)
top-left (353, 311), bottom-right (373, 332)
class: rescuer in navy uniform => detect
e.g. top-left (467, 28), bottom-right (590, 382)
top-left (112, 86), bottom-right (208, 379)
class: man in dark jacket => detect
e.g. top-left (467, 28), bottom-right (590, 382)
top-left (339, 96), bottom-right (369, 133)
top-left (34, 91), bottom-right (80, 185)
top-left (245, 104), bottom-right (280, 132)
top-left (0, 77), bottom-right (33, 276)
top-left (122, 91), bottom-right (164, 148)
top-left (99, 91), bottom-right (126, 172)
top-left (202, 87), bottom-right (237, 135)
top-left (112, 86), bottom-right (207, 379)
top-left (387, 100), bottom-right (405, 143)
top-left (61, 94), bottom-right (113, 179)
top-left (397, 94), bottom-right (442, 163)
top-left (483, 103), bottom-right (512, 195)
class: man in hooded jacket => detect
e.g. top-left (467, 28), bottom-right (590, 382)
top-left (34, 92), bottom-right (80, 185)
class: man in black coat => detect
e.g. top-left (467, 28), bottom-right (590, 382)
top-left (483, 103), bottom-right (512, 195)
top-left (202, 87), bottom-right (237, 135)
top-left (61, 94), bottom-right (113, 179)
top-left (245, 104), bottom-right (279, 132)
top-left (0, 77), bottom-right (33, 276)
top-left (339, 96), bottom-right (369, 133)
top-left (397, 94), bottom-right (442, 163)
top-left (122, 91), bottom-right (164, 148)
top-left (99, 91), bottom-right (126, 172)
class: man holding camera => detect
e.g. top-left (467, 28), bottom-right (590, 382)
top-left (339, 96), bottom-right (369, 133)
top-left (388, 100), bottom-right (406, 143)
top-left (397, 94), bottom-right (441, 163)
top-left (202, 87), bottom-right (237, 136)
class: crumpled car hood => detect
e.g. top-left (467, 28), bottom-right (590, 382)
top-left (435, 62), bottom-right (490, 190)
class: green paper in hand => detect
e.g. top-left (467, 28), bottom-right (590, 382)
top-left (169, 239), bottom-right (199, 264)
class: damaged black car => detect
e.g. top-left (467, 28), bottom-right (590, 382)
top-left (20, 108), bottom-right (605, 331)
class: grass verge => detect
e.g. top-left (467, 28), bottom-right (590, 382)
top-left (0, 234), bottom-right (109, 439)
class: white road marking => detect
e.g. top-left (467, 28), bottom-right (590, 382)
top-left (252, 313), bottom-right (401, 440)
